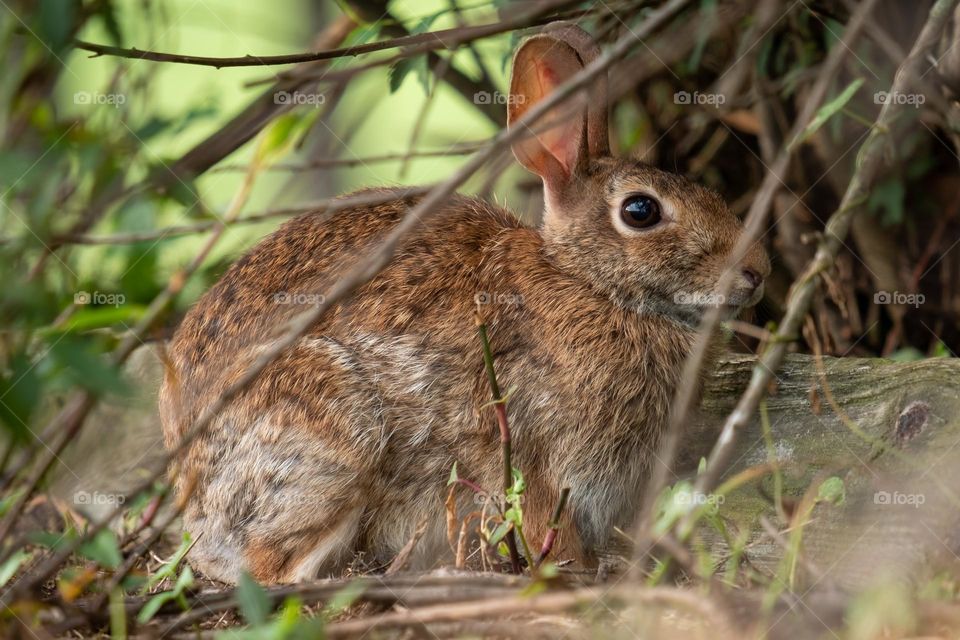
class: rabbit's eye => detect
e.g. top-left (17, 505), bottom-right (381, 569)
top-left (620, 195), bottom-right (662, 229)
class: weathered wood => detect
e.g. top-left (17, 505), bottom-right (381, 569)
top-left (683, 353), bottom-right (960, 588)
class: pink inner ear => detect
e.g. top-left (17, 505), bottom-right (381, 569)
top-left (508, 38), bottom-right (587, 190)
top-left (538, 64), bottom-right (559, 88)
top-left (534, 63), bottom-right (584, 179)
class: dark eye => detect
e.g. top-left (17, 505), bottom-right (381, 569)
top-left (620, 194), bottom-right (662, 229)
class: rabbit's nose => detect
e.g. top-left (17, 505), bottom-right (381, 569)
top-left (741, 267), bottom-right (763, 290)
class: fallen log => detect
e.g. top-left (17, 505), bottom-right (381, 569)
top-left (683, 353), bottom-right (960, 589)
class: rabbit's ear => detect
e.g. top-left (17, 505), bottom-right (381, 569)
top-left (508, 24), bottom-right (608, 194)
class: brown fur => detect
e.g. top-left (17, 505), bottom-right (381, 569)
top-left (159, 25), bottom-right (770, 584)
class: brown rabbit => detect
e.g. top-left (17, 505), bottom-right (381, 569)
top-left (160, 23), bottom-right (770, 585)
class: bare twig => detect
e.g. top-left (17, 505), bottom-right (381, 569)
top-left (535, 486), bottom-right (570, 567)
top-left (153, 573), bottom-right (531, 634)
top-left (208, 141), bottom-right (487, 173)
top-left (385, 517), bottom-right (430, 575)
top-left (58, 186), bottom-right (435, 245)
top-left (322, 584), bottom-right (730, 639)
top-left (72, 0), bottom-right (574, 68)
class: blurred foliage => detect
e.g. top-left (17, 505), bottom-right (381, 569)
top-left (0, 0), bottom-right (958, 635)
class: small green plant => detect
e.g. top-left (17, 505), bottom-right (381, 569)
top-left (216, 575), bottom-right (365, 639)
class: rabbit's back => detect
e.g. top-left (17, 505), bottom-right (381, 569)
top-left (163, 189), bottom-right (523, 434)
top-left (160, 190), bottom-right (552, 582)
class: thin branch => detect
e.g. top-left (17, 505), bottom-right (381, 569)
top-left (72, 0), bottom-right (575, 68)
top-left (535, 486), bottom-right (570, 567)
top-left (56, 186), bottom-right (435, 245)
top-left (322, 584), bottom-right (730, 639)
top-left (208, 141), bottom-right (487, 173)
top-left (476, 313), bottom-right (522, 574)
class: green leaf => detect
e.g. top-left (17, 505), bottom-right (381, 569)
top-left (121, 574), bottom-right (147, 592)
top-left (0, 550), bottom-right (32, 588)
top-left (0, 490), bottom-right (25, 518)
top-left (79, 529), bottom-right (122, 569)
top-left (137, 589), bottom-right (175, 624)
top-left (38, 0), bottom-right (76, 50)
top-left (138, 565), bottom-right (194, 624)
top-left (488, 520), bottom-right (512, 545)
top-left (257, 111), bottom-right (318, 165)
top-left (142, 531), bottom-right (192, 593)
top-left (652, 481), bottom-right (697, 535)
top-left (817, 476), bottom-right (846, 506)
top-left (0, 353), bottom-right (41, 442)
top-left (30, 529), bottom-right (73, 550)
top-left (110, 586), bottom-right (127, 640)
top-left (237, 572), bottom-right (272, 626)
top-left (788, 78), bottom-right (864, 151)
top-left (47, 337), bottom-right (128, 397)
top-left (537, 561), bottom-right (559, 579)
top-left (824, 18), bottom-right (844, 51)
top-left (410, 13), bottom-right (441, 35)
top-left (323, 581), bottom-right (366, 619)
top-left (50, 305), bottom-right (146, 334)
top-left (388, 55), bottom-right (430, 94)
top-left (94, 1), bottom-right (124, 45)
top-left (509, 467), bottom-right (526, 496)
top-left (480, 385), bottom-right (518, 409)
top-left (932, 341), bottom-right (954, 358)
top-left (867, 179), bottom-right (905, 226)
top-left (344, 23), bottom-right (382, 46)
top-left (889, 347), bottom-right (925, 362)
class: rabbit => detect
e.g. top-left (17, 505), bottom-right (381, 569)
top-left (159, 22), bottom-right (770, 585)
